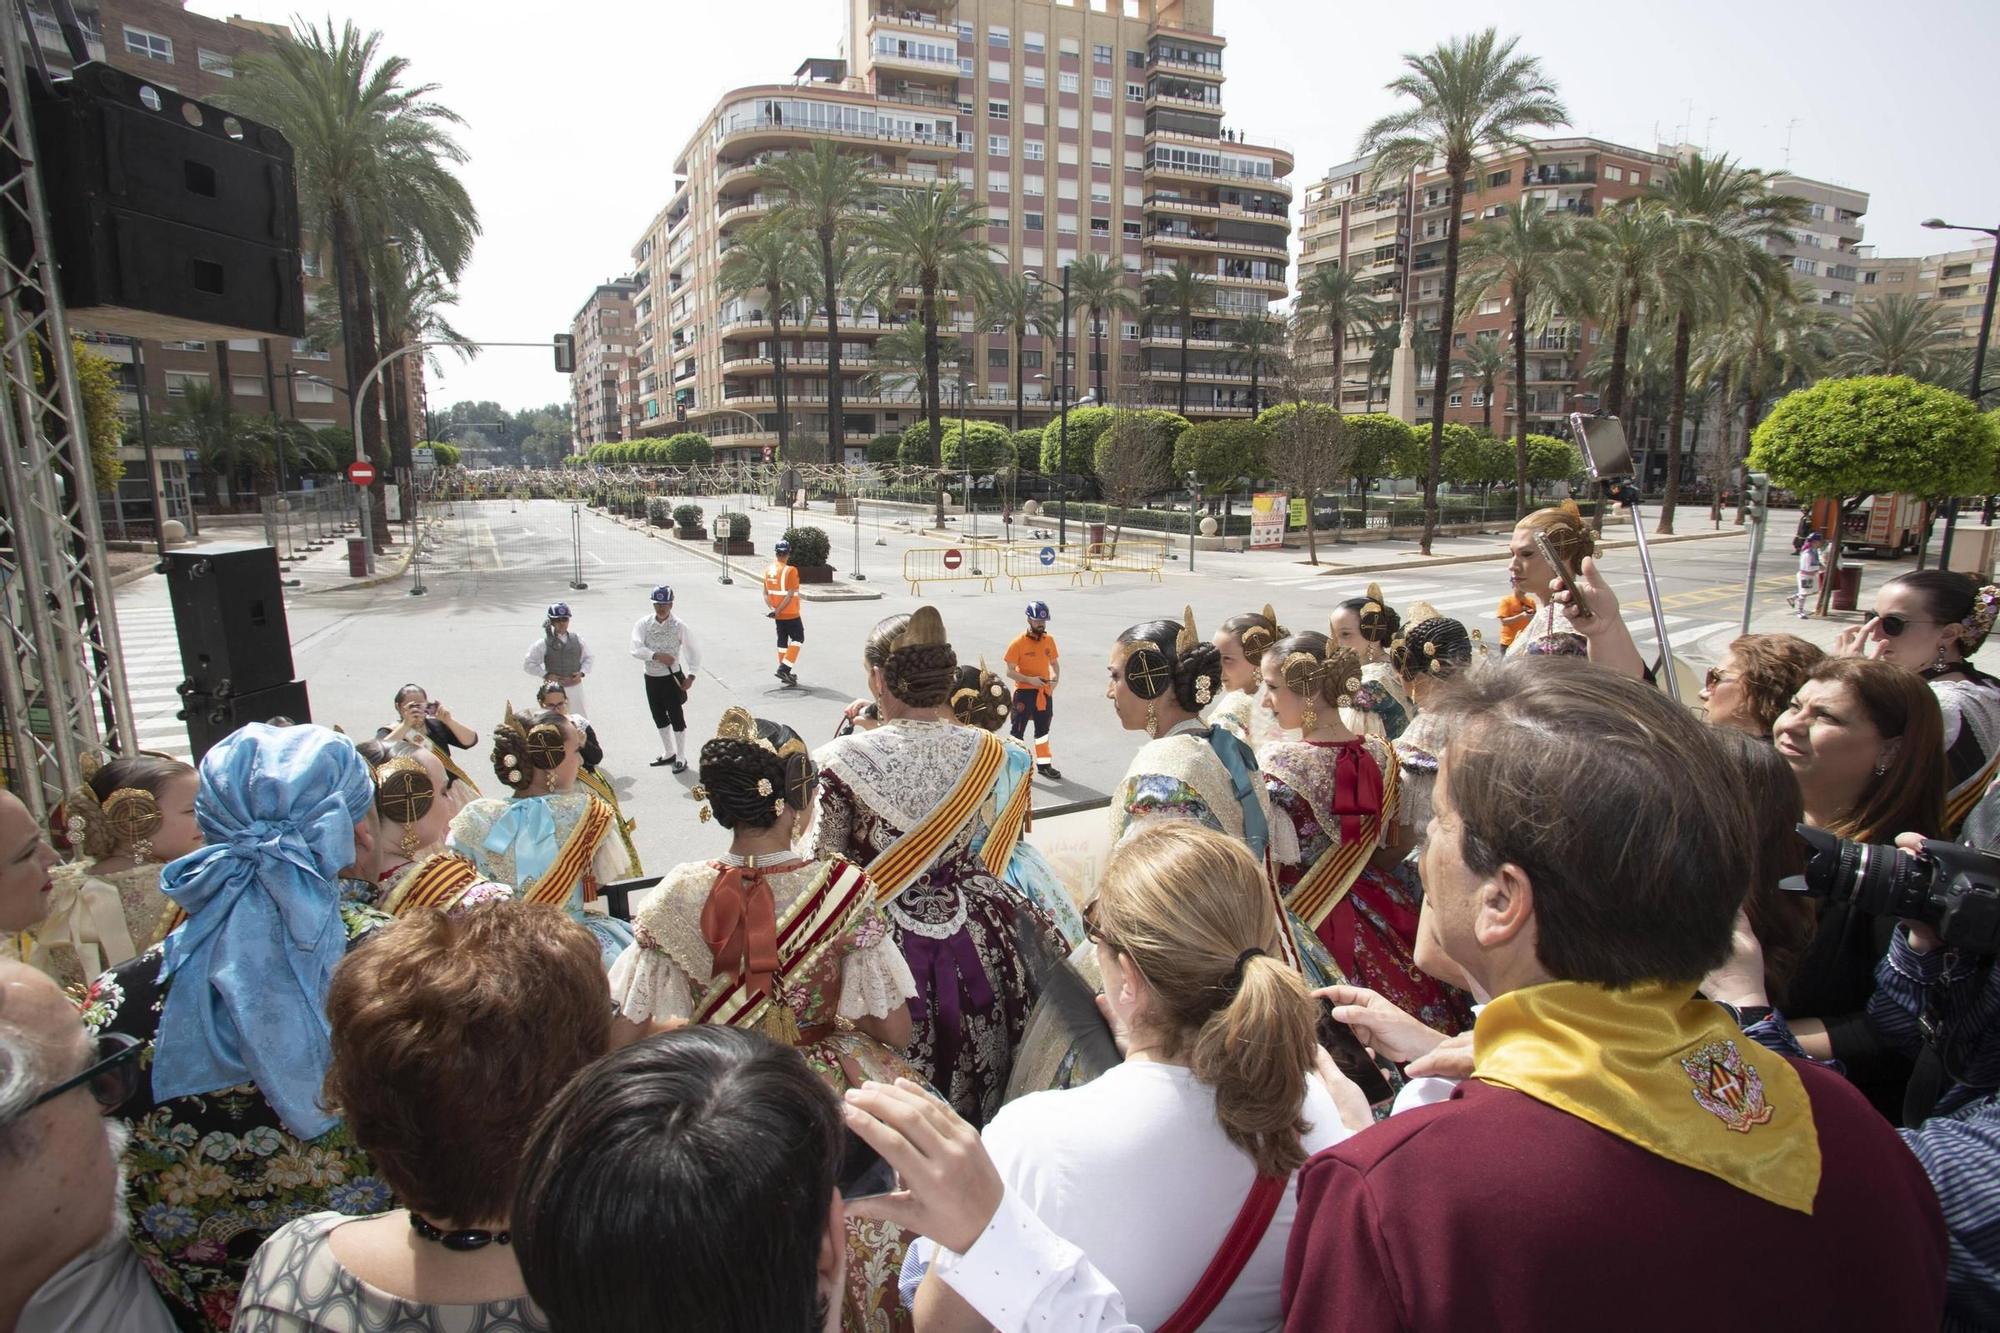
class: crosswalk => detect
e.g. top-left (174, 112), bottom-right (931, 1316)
top-left (111, 604), bottom-right (194, 762)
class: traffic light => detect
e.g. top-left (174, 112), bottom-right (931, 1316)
top-left (553, 334), bottom-right (575, 374)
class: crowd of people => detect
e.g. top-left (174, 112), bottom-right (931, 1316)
top-left (4, 498), bottom-right (2000, 1331)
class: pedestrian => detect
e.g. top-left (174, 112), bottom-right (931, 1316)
top-left (765, 540), bottom-right (805, 685)
top-left (1004, 600), bottom-right (1062, 779)
top-left (630, 585), bottom-right (701, 773)
top-left (1496, 586), bottom-right (1536, 650)
top-left (1790, 531), bottom-right (1825, 618)
top-left (524, 602), bottom-right (594, 717)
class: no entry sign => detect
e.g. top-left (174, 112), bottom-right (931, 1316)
top-left (347, 460), bottom-right (377, 487)
top-left (942, 547), bottom-right (963, 570)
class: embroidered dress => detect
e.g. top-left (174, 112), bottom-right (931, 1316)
top-left (11, 860), bottom-right (174, 988)
top-left (1932, 674), bottom-right (2000, 846)
top-left (87, 907), bottom-right (395, 1333)
top-left (1203, 687), bottom-right (1298, 757)
top-left (570, 713), bottom-right (643, 880)
top-left (814, 718), bottom-right (1065, 1126)
top-left (1111, 720), bottom-right (1341, 990)
top-left (1264, 738), bottom-right (1474, 1036)
top-left (448, 793), bottom-right (635, 967)
top-left (1506, 601), bottom-right (1587, 659)
top-left (1341, 661), bottom-right (1412, 742)
top-left (969, 736), bottom-right (1087, 949)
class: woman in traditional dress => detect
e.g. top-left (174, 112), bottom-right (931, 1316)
top-left (950, 663), bottom-right (1087, 950)
top-left (813, 606), bottom-right (1064, 1126)
top-left (1106, 608), bottom-right (1340, 989)
top-left (1259, 630), bottom-right (1474, 1036)
top-left (538, 680), bottom-right (642, 878)
top-left (1384, 607), bottom-right (1481, 842)
top-left (382, 683), bottom-right (481, 806)
top-left (1504, 501), bottom-right (1594, 659)
top-left (25, 754), bottom-right (199, 987)
top-left (354, 739), bottom-right (457, 904)
top-left (430, 707), bottom-right (634, 968)
top-left (1207, 604), bottom-right (1294, 755)
top-left (1330, 584), bottom-right (1411, 740)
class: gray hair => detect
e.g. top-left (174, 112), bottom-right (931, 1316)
top-left (0, 1011), bottom-right (44, 1156)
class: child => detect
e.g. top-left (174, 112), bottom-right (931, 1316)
top-left (1790, 531), bottom-right (1825, 618)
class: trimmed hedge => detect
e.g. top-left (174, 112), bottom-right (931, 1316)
top-left (781, 524), bottom-right (831, 567)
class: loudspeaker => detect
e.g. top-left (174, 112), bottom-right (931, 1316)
top-left (163, 544), bottom-right (296, 696)
top-left (178, 681), bottom-right (313, 764)
top-left (34, 62), bottom-right (304, 342)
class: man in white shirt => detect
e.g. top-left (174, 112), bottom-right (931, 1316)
top-left (525, 601), bottom-right (596, 716)
top-left (629, 585), bottom-right (702, 773)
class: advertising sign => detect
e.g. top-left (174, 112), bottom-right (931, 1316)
top-left (1250, 492), bottom-right (1289, 550)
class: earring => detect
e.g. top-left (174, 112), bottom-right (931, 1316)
top-left (1301, 704), bottom-right (1317, 735)
top-left (133, 836), bottom-right (154, 864)
top-left (1935, 640), bottom-right (1953, 671)
top-left (400, 824), bottom-right (421, 858)
top-left (1144, 702), bottom-right (1159, 738)
top-left (1874, 756), bottom-right (1890, 776)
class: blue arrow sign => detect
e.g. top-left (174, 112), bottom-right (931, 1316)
top-left (1039, 545), bottom-right (1056, 566)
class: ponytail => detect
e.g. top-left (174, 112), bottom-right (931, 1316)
top-left (1188, 953), bottom-right (1316, 1177)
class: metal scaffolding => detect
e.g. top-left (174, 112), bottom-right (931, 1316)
top-left (0, 2), bottom-right (137, 821)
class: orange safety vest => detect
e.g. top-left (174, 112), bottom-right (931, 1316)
top-left (764, 562), bottom-right (800, 618)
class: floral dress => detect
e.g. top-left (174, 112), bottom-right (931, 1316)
top-left (1341, 661), bottom-right (1412, 742)
top-left (1265, 738), bottom-right (1473, 1037)
top-left (1506, 601), bottom-right (1587, 658)
top-left (84, 902), bottom-right (396, 1333)
top-left (814, 719), bottom-right (1065, 1128)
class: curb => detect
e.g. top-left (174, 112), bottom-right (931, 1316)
top-left (605, 515), bottom-right (884, 601)
top-left (1284, 525), bottom-right (1749, 578)
top-left (297, 538), bottom-right (418, 594)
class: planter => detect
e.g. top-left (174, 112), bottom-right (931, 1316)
top-left (833, 497), bottom-right (855, 517)
top-left (796, 564), bottom-right (835, 585)
top-left (675, 526), bottom-right (709, 541)
top-left (712, 538), bottom-right (756, 556)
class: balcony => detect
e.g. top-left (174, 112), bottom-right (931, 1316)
top-left (1147, 53), bottom-right (1224, 80)
top-left (1145, 229), bottom-right (1288, 259)
top-left (1145, 89), bottom-right (1222, 114)
top-left (1141, 366), bottom-right (1255, 384)
top-left (1524, 167), bottom-right (1595, 186)
top-left (867, 7), bottom-right (957, 37)
top-left (1139, 332), bottom-right (1234, 350)
top-left (716, 113), bottom-right (961, 160)
top-left (1144, 157), bottom-right (1294, 195)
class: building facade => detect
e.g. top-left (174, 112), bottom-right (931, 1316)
top-left (570, 277), bottom-right (640, 448)
top-left (1856, 240), bottom-right (1994, 349)
top-left (1296, 153), bottom-right (1407, 410)
top-left (611, 0), bottom-right (1292, 462)
top-left (1764, 172), bottom-right (1867, 312)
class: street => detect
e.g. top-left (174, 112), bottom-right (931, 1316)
top-left (109, 497), bottom-right (1960, 876)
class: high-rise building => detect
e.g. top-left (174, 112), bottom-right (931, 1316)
top-left (1855, 240), bottom-right (1994, 349)
top-left (1764, 172), bottom-right (1867, 311)
top-left (614, 0), bottom-right (1293, 462)
top-left (1296, 154), bottom-right (1407, 410)
top-left (570, 277), bottom-right (641, 448)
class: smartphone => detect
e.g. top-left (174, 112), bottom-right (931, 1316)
top-left (1532, 531), bottom-right (1591, 621)
top-left (1316, 999), bottom-right (1395, 1105)
top-left (837, 1128), bottom-right (899, 1201)
top-left (424, 701), bottom-right (440, 717)
top-left (1568, 413), bottom-right (1635, 482)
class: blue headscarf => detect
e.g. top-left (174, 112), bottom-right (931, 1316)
top-left (154, 723), bottom-right (375, 1139)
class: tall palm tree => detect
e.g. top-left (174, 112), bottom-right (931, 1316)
top-left (1068, 254), bottom-right (1139, 405)
top-left (1571, 200), bottom-right (1676, 422)
top-left (719, 218), bottom-right (816, 466)
top-left (1366, 325), bottom-right (1398, 411)
top-left (1146, 259), bottom-right (1214, 416)
top-left (977, 272), bottom-right (1051, 435)
top-left (1697, 278), bottom-right (1833, 520)
top-left (1834, 293), bottom-right (1958, 377)
top-left (765, 143), bottom-right (878, 463)
top-left (224, 21), bottom-right (475, 549)
top-left (1358, 28), bottom-right (1568, 552)
top-left (372, 259), bottom-right (474, 482)
top-left (1297, 264), bottom-right (1385, 409)
top-left (1452, 332), bottom-right (1508, 435)
top-left (1644, 154), bottom-right (1806, 532)
top-left (1455, 199), bottom-right (1577, 515)
top-left (162, 383), bottom-right (272, 509)
top-left (855, 182), bottom-right (995, 524)
top-left (1229, 311), bottom-right (1287, 414)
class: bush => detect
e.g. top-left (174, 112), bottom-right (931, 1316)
top-left (781, 524), bottom-right (831, 567)
top-left (1174, 419), bottom-right (1269, 495)
top-left (719, 511), bottom-right (751, 540)
top-left (645, 497), bottom-right (675, 527)
top-left (1440, 424), bottom-right (1509, 488)
top-left (942, 420), bottom-right (1014, 472)
top-left (1524, 433), bottom-right (1584, 487)
top-left (664, 431), bottom-right (713, 465)
top-left (672, 502), bottom-right (704, 530)
top-left (1011, 428), bottom-right (1043, 472)
top-left (899, 420), bottom-right (942, 467)
top-left (1346, 414), bottom-right (1423, 482)
top-left (866, 432), bottom-right (903, 465)
top-left (1038, 405), bottom-right (1114, 477)
top-left (1751, 375), bottom-right (1998, 502)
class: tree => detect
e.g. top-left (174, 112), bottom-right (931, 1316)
top-left (1145, 260), bottom-right (1214, 416)
top-left (1365, 325), bottom-right (1398, 411)
top-left (1095, 410), bottom-right (1175, 546)
top-left (71, 339), bottom-right (126, 490)
top-left (1752, 376), bottom-right (1998, 612)
top-left (1011, 428), bottom-right (1043, 473)
top-left (765, 141), bottom-right (877, 463)
top-left (1524, 432), bottom-right (1584, 492)
top-left (161, 383), bottom-right (270, 509)
top-left (1038, 404), bottom-right (1117, 478)
top-left (1571, 200), bottom-right (1675, 425)
top-left (1297, 265), bottom-right (1384, 410)
top-left (1070, 254), bottom-right (1138, 405)
top-left (856, 182), bottom-right (994, 525)
top-left (1440, 422), bottom-right (1510, 499)
top-left (1359, 28), bottom-right (1567, 553)
top-left (1456, 199), bottom-right (1577, 515)
top-left (978, 272), bottom-right (1051, 436)
top-left (719, 216), bottom-right (816, 470)
top-left (664, 431), bottom-right (713, 465)
top-left (1174, 419), bottom-right (1267, 505)
top-left (941, 420), bottom-right (1013, 472)
top-left (1451, 333), bottom-right (1508, 436)
top-left (1229, 311), bottom-right (1287, 415)
top-left (865, 431), bottom-right (903, 465)
top-left (1695, 276), bottom-right (1833, 522)
top-left (1258, 400), bottom-right (1353, 564)
top-left (1833, 293), bottom-right (1958, 379)
top-left (1345, 413), bottom-right (1422, 526)
top-left (431, 441), bottom-right (461, 469)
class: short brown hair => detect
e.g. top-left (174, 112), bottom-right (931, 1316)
top-left (1801, 658), bottom-right (1946, 844)
top-left (323, 902), bottom-right (610, 1222)
top-left (1726, 633), bottom-right (1825, 736)
top-left (1435, 658), bottom-right (1747, 987)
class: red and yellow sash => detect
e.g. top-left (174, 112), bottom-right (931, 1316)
top-left (697, 859), bottom-right (872, 1038)
top-left (871, 731), bottom-right (1005, 904)
top-left (382, 851), bottom-right (483, 916)
top-left (980, 752), bottom-right (1036, 876)
top-left (1945, 749), bottom-right (2000, 836)
top-left (523, 797), bottom-right (614, 907)
top-left (1288, 749), bottom-right (1399, 932)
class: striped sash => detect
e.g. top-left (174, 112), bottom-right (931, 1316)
top-left (980, 756), bottom-right (1036, 876)
top-left (431, 742), bottom-right (482, 798)
top-left (1946, 750), bottom-right (2000, 837)
top-left (383, 851), bottom-right (483, 916)
top-left (871, 731), bottom-right (1005, 904)
top-left (696, 859), bottom-right (871, 1030)
top-left (522, 798), bottom-right (614, 907)
top-left (1289, 751), bottom-right (1399, 932)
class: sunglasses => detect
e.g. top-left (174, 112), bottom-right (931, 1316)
top-left (1703, 667), bottom-right (1737, 691)
top-left (1869, 613), bottom-right (1943, 638)
top-left (27, 1032), bottom-right (146, 1116)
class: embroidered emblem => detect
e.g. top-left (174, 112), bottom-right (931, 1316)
top-left (1683, 1039), bottom-right (1775, 1133)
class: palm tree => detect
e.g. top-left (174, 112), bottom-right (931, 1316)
top-left (224, 21), bottom-right (476, 549)
top-left (854, 182), bottom-right (995, 524)
top-left (1586, 324), bottom-right (1673, 463)
top-left (1455, 199), bottom-right (1577, 515)
top-left (1068, 254), bottom-right (1139, 405)
top-left (1358, 28), bottom-right (1568, 553)
top-left (372, 259), bottom-right (474, 484)
top-left (1571, 200), bottom-right (1676, 422)
top-left (1297, 265), bottom-right (1385, 410)
top-left (977, 272), bottom-right (1051, 436)
top-left (1365, 325), bottom-right (1399, 411)
top-left (719, 217), bottom-right (816, 466)
top-left (1644, 154), bottom-right (1806, 532)
top-left (1834, 293), bottom-right (1958, 377)
top-left (765, 143), bottom-right (878, 463)
top-left (1229, 311), bottom-right (1287, 414)
top-left (162, 383), bottom-right (271, 509)
top-left (1146, 259), bottom-right (1215, 416)
top-left (1697, 278), bottom-right (1833, 521)
top-left (1452, 332), bottom-right (1508, 435)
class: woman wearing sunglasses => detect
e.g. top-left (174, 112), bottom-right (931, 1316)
top-left (1698, 634), bottom-right (1825, 738)
top-left (1836, 570), bottom-right (2000, 846)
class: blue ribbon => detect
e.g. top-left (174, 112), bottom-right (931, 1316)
top-left (1205, 726), bottom-right (1270, 862)
top-left (478, 797), bottom-right (560, 892)
top-left (155, 724), bottom-right (373, 1141)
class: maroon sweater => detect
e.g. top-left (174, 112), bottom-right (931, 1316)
top-left (1283, 1065), bottom-right (1945, 1332)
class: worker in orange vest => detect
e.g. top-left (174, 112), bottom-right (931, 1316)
top-left (764, 538), bottom-right (804, 685)
top-left (1004, 600), bottom-right (1062, 779)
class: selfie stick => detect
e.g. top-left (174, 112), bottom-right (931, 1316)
top-left (1571, 414), bottom-right (1680, 702)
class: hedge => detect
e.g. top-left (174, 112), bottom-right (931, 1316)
top-left (781, 524), bottom-right (831, 567)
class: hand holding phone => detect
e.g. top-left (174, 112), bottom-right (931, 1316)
top-left (1316, 999), bottom-right (1395, 1104)
top-left (424, 701), bottom-right (440, 717)
top-left (1532, 532), bottom-right (1591, 620)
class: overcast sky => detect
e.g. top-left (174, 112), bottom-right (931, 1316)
top-left (191, 0), bottom-right (1998, 416)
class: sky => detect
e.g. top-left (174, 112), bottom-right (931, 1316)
top-left (191, 0), bottom-right (1999, 417)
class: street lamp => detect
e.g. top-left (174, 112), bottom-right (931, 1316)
top-left (1022, 266), bottom-right (1073, 547)
top-left (1912, 215), bottom-right (1992, 556)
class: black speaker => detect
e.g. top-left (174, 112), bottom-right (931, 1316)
top-left (163, 544), bottom-right (296, 696)
top-left (34, 62), bottom-right (304, 342)
top-left (178, 681), bottom-right (313, 764)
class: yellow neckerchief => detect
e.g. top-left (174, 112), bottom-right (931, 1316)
top-left (1473, 979), bottom-right (1822, 1214)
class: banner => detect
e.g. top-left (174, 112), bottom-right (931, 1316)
top-left (1288, 497), bottom-right (1307, 530)
top-left (1251, 492), bottom-right (1289, 549)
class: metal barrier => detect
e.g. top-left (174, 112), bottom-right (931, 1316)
top-left (1001, 540), bottom-right (1089, 590)
top-left (902, 542), bottom-right (1000, 595)
top-left (1084, 537), bottom-right (1167, 584)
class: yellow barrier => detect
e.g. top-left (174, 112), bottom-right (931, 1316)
top-left (1085, 538), bottom-right (1167, 584)
top-left (903, 543), bottom-right (1000, 595)
top-left (1002, 541), bottom-right (1090, 590)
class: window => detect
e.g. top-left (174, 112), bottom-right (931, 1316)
top-left (1024, 30), bottom-right (1045, 54)
top-left (959, 56), bottom-right (974, 76)
top-left (198, 48), bottom-right (234, 77)
top-left (1092, 149), bottom-right (1112, 168)
top-left (1603, 165), bottom-right (1623, 182)
top-left (1024, 212), bottom-right (1044, 231)
top-left (1123, 221), bottom-right (1141, 240)
top-left (1059, 37), bottom-right (1079, 55)
top-left (1091, 111), bottom-right (1112, 133)
top-left (162, 369), bottom-right (205, 396)
top-left (1477, 298), bottom-right (1502, 315)
top-left (1059, 107), bottom-right (1079, 130)
top-left (1025, 103), bottom-right (1045, 125)
top-left (988, 25), bottom-right (1010, 47)
top-left (988, 169), bottom-right (1010, 191)
top-left (1023, 174), bottom-right (1044, 195)
top-left (1448, 392), bottom-right (1463, 407)
top-left (987, 60), bottom-right (1009, 82)
top-left (1093, 43), bottom-right (1111, 63)
top-left (1058, 216), bottom-right (1078, 235)
top-left (1025, 68), bottom-right (1044, 88)
top-left (1057, 179), bottom-right (1079, 200)
top-left (228, 338), bottom-right (259, 351)
top-left (294, 378), bottom-right (335, 404)
top-left (124, 25), bottom-right (172, 61)
top-left (1023, 140), bottom-right (1044, 160)
top-left (1091, 184), bottom-right (1110, 203)
top-left (1127, 82), bottom-right (1145, 101)
top-left (1057, 142), bottom-right (1078, 165)
top-left (1093, 77), bottom-right (1112, 98)
top-left (231, 375), bottom-right (263, 397)
top-left (989, 347), bottom-right (1010, 369)
top-left (1486, 169), bottom-right (1510, 188)
top-left (290, 338), bottom-right (329, 360)
top-left (1022, 247), bottom-right (1044, 270)
top-left (1091, 218), bottom-right (1110, 236)
top-left (1059, 71), bottom-right (1078, 93)
top-left (1128, 49), bottom-right (1146, 68)
top-left (988, 135), bottom-right (1010, 156)
top-left (989, 99), bottom-right (1009, 120)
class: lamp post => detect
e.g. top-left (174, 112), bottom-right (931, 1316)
top-left (1922, 217), bottom-right (2000, 562)
top-left (1022, 266), bottom-right (1073, 547)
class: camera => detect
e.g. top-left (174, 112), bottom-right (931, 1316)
top-left (1784, 824), bottom-right (2000, 954)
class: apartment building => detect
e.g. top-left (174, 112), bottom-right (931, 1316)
top-left (1765, 172), bottom-right (1867, 311)
top-left (616, 0), bottom-right (1293, 461)
top-left (570, 277), bottom-right (641, 448)
top-left (1856, 240), bottom-right (1994, 348)
top-left (1295, 154), bottom-right (1407, 406)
